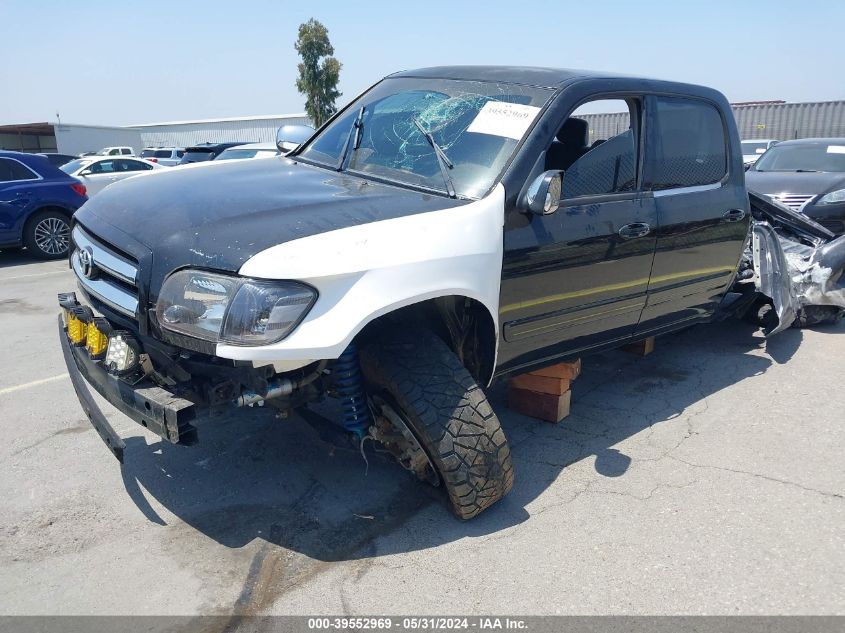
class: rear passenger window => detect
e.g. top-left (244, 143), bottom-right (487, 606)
top-left (0, 158), bottom-right (38, 182)
top-left (647, 97), bottom-right (727, 190)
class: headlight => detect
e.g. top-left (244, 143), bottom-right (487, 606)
top-left (819, 188), bottom-right (845, 205)
top-left (155, 269), bottom-right (316, 346)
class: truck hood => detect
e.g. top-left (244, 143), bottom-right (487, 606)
top-left (74, 156), bottom-right (466, 289)
top-left (745, 170), bottom-right (845, 196)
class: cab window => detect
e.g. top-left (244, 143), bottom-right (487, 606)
top-left (544, 98), bottom-right (640, 200)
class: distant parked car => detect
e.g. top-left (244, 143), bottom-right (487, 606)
top-left (0, 150), bottom-right (88, 258)
top-left (140, 147), bottom-right (185, 166)
top-left (96, 146), bottom-right (134, 156)
top-left (741, 139), bottom-right (779, 165)
top-left (746, 137), bottom-right (845, 235)
top-left (60, 156), bottom-right (163, 196)
top-left (36, 153), bottom-right (78, 167)
top-left (178, 142), bottom-right (247, 164)
top-left (214, 142), bottom-right (281, 161)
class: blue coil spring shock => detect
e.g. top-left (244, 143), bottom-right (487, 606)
top-left (334, 342), bottom-right (370, 436)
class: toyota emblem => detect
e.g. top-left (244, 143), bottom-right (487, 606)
top-left (79, 246), bottom-right (96, 279)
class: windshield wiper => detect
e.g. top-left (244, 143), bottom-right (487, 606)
top-left (336, 106), bottom-right (365, 171)
top-left (413, 117), bottom-right (456, 198)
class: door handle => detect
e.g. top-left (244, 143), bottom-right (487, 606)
top-left (723, 209), bottom-right (747, 222)
top-left (618, 222), bottom-right (651, 239)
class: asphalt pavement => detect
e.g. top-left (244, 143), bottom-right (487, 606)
top-left (0, 248), bottom-right (842, 616)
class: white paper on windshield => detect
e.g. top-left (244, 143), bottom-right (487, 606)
top-left (826, 145), bottom-right (845, 154)
top-left (756, 148), bottom-right (766, 153)
top-left (467, 102), bottom-right (541, 140)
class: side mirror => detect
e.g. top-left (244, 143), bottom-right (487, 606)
top-left (78, 169), bottom-right (92, 177)
top-left (276, 124), bottom-right (316, 153)
top-left (522, 170), bottom-right (563, 215)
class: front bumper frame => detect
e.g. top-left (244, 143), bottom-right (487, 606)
top-left (58, 314), bottom-right (198, 462)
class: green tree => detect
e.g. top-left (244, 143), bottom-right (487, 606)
top-left (295, 19), bottom-right (342, 128)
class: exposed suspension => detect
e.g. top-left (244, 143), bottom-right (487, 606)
top-left (334, 342), bottom-right (370, 436)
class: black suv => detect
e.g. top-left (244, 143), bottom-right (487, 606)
top-left (178, 142), bottom-right (248, 164)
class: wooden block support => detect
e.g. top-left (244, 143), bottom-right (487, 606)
top-left (508, 386), bottom-right (572, 423)
top-left (506, 358), bottom-right (581, 423)
top-left (622, 336), bottom-right (655, 356)
top-left (509, 373), bottom-right (570, 396)
top-left (531, 358), bottom-right (581, 380)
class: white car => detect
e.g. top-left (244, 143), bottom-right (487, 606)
top-left (741, 139), bottom-right (779, 165)
top-left (95, 146), bottom-right (135, 156)
top-left (140, 147), bottom-right (185, 166)
top-left (213, 142), bottom-right (281, 161)
top-left (60, 156), bottom-right (163, 196)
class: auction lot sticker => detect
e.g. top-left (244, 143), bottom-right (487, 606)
top-left (467, 102), bottom-right (541, 140)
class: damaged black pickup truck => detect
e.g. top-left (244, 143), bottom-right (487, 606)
top-left (58, 66), bottom-right (845, 519)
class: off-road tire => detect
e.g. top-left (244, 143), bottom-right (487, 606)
top-left (792, 306), bottom-right (845, 328)
top-left (23, 209), bottom-right (71, 259)
top-left (360, 328), bottom-right (513, 520)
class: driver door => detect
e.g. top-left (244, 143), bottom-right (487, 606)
top-left (80, 160), bottom-right (117, 195)
top-left (497, 97), bottom-right (658, 372)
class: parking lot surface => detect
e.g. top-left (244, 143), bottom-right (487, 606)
top-left (0, 250), bottom-right (842, 616)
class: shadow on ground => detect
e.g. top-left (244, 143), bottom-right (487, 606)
top-left (0, 248), bottom-right (40, 270)
top-left (112, 318), bottom-right (815, 569)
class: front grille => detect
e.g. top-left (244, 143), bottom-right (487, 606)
top-left (769, 193), bottom-right (816, 212)
top-left (71, 225), bottom-right (139, 317)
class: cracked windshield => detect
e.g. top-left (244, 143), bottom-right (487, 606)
top-left (298, 77), bottom-right (554, 198)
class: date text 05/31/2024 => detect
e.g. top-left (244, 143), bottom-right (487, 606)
top-left (307, 617), bottom-right (529, 630)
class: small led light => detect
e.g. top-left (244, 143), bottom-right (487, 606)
top-left (104, 331), bottom-right (141, 375)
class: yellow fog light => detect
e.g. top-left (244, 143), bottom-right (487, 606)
top-left (58, 292), bottom-right (79, 327)
top-left (86, 318), bottom-right (111, 358)
top-left (67, 306), bottom-right (93, 346)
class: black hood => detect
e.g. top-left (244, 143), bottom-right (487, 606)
top-left (74, 157), bottom-right (466, 291)
top-left (745, 169), bottom-right (845, 196)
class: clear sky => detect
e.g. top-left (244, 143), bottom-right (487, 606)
top-left (1, 0), bottom-right (842, 126)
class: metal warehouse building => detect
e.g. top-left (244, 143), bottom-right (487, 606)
top-left (129, 113), bottom-right (310, 148)
top-left (0, 122), bottom-right (144, 156)
top-left (579, 100), bottom-right (845, 143)
top-left (0, 113), bottom-right (310, 156)
top-left (2, 101), bottom-right (844, 156)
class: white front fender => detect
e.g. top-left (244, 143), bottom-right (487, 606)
top-left (215, 184), bottom-right (505, 365)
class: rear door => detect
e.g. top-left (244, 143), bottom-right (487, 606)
top-left (635, 95), bottom-right (749, 334)
top-left (0, 157), bottom-right (40, 244)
